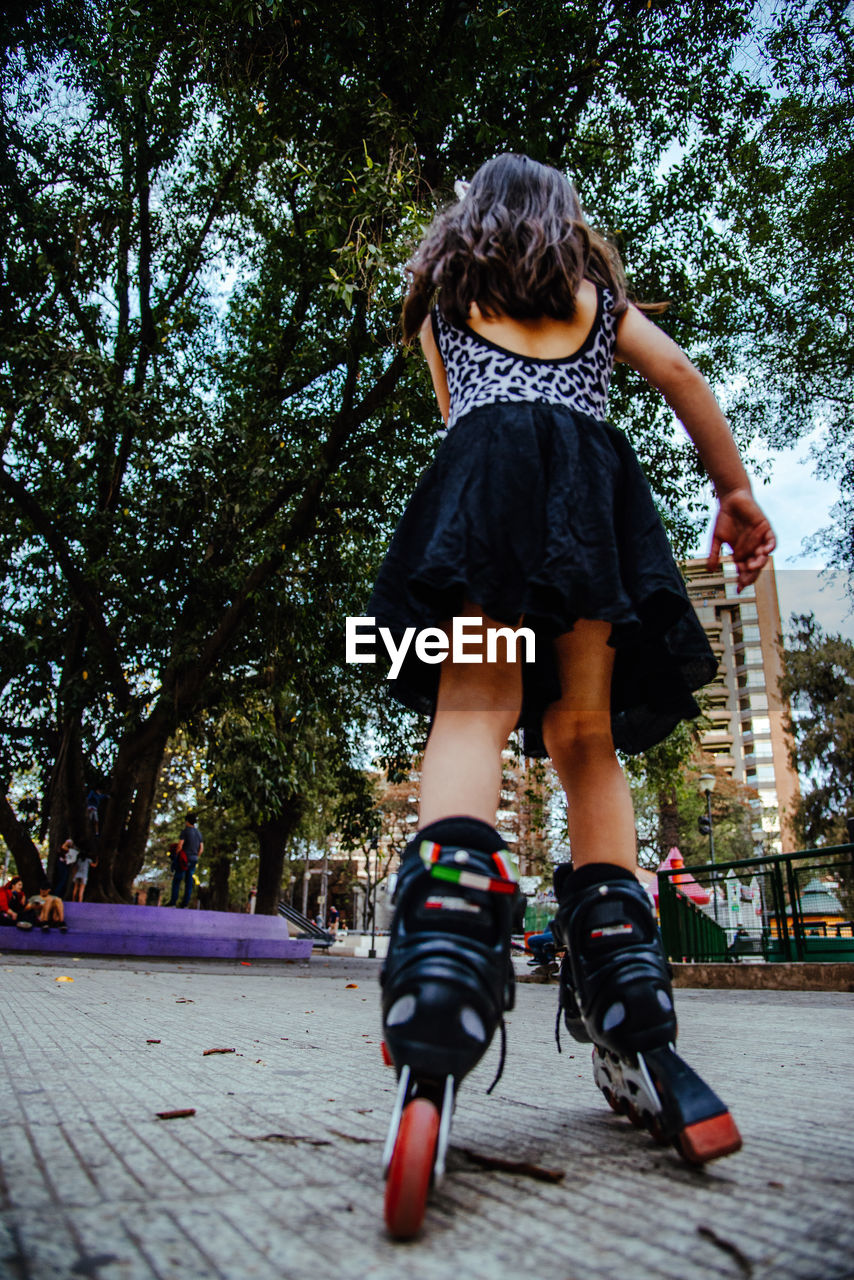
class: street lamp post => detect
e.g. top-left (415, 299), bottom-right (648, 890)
top-left (368, 829), bottom-right (380, 959)
top-left (697, 773), bottom-right (718, 925)
top-left (752, 825), bottom-right (769, 942)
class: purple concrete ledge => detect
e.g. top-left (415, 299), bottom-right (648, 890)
top-left (0, 902), bottom-right (313, 961)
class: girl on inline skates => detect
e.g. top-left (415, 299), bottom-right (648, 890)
top-left (368, 153), bottom-right (775, 1238)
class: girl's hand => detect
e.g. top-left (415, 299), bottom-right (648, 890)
top-left (708, 489), bottom-right (776, 592)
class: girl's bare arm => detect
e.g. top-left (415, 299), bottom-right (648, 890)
top-left (419, 316), bottom-right (450, 425)
top-left (615, 304), bottom-right (776, 590)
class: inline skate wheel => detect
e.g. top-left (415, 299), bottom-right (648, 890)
top-left (624, 1100), bottom-right (642, 1127)
top-left (384, 1097), bottom-right (440, 1240)
top-left (647, 1115), bottom-right (670, 1145)
top-left (602, 1086), bottom-right (622, 1114)
top-left (381, 1041), bottom-right (394, 1067)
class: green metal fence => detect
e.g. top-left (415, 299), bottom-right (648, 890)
top-left (657, 842), bottom-right (854, 964)
top-left (523, 902), bottom-right (557, 934)
top-left (658, 872), bottom-right (729, 962)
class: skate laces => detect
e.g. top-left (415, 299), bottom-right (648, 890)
top-left (486, 1015), bottom-right (507, 1095)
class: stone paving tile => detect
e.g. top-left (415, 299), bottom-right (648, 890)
top-left (1, 954), bottom-right (853, 1280)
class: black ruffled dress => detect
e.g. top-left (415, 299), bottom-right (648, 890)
top-left (367, 287), bottom-right (716, 755)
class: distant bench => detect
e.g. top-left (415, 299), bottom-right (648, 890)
top-left (0, 902), bottom-right (313, 962)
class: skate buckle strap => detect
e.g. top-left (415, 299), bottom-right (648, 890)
top-left (590, 923), bottom-right (634, 939)
top-left (418, 840), bottom-right (518, 896)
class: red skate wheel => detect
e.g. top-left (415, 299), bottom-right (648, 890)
top-left (384, 1097), bottom-right (440, 1240)
top-left (647, 1116), bottom-right (670, 1146)
top-left (602, 1087), bottom-right (622, 1114)
top-left (625, 1100), bottom-right (642, 1127)
top-left (676, 1111), bottom-right (743, 1165)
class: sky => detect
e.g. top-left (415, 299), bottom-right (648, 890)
top-left (690, 434), bottom-right (853, 642)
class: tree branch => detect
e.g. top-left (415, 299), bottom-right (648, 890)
top-left (163, 155), bottom-right (243, 312)
top-left (172, 346), bottom-right (407, 710)
top-left (0, 794), bottom-right (45, 891)
top-left (0, 464), bottom-right (131, 709)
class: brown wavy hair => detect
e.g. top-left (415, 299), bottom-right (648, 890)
top-left (402, 153), bottom-right (638, 344)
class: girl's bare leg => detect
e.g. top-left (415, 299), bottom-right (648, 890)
top-left (541, 620), bottom-right (637, 873)
top-left (419, 603), bottom-right (523, 828)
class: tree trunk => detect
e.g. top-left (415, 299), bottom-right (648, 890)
top-left (84, 723), bottom-right (170, 902)
top-left (209, 854), bottom-right (231, 912)
top-left (112, 742), bottom-right (169, 900)
top-left (46, 716), bottom-right (90, 870)
top-left (658, 788), bottom-right (680, 856)
top-left (0, 795), bottom-right (46, 893)
top-left (253, 801), bottom-right (304, 914)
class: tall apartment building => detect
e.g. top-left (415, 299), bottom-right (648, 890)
top-left (681, 555), bottom-right (800, 853)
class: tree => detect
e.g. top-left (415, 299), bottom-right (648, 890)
top-left (499, 746), bottom-right (559, 879)
top-left (781, 613), bottom-right (854, 847)
top-left (727, 2), bottom-right (854, 590)
top-left (3, 0), bottom-right (847, 897)
top-left (0, 0), bottom-right (427, 894)
top-left (626, 727), bottom-right (760, 871)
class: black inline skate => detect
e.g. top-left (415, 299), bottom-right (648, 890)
top-left (380, 817), bottom-right (518, 1238)
top-left (552, 862), bottom-right (742, 1165)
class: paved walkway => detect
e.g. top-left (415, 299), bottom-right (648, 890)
top-left (1, 951), bottom-right (852, 1280)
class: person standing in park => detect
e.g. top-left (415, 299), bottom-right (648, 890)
top-left (369, 153), bottom-right (775, 1234)
top-left (53, 838), bottom-right (78, 899)
top-left (71, 849), bottom-right (98, 902)
top-left (169, 812), bottom-right (203, 908)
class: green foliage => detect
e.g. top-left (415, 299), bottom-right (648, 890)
top-left (626, 723), bottom-right (761, 868)
top-left (726, 2), bottom-right (853, 588)
top-left (781, 613), bottom-right (854, 846)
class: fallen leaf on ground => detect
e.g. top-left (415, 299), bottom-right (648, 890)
top-left (156, 1109), bottom-right (196, 1120)
top-left (203, 1047), bottom-right (236, 1056)
top-left (55, 976), bottom-right (73, 983)
top-left (328, 1129), bottom-right (380, 1145)
top-left (146, 1039), bottom-right (161, 1044)
top-left (696, 1225), bottom-right (753, 1276)
top-left (459, 1149), bottom-right (564, 1183)
top-left (345, 983), bottom-right (358, 988)
top-left (249, 1133), bottom-right (331, 1146)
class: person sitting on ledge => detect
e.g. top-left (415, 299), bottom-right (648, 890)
top-left (30, 883), bottom-right (69, 933)
top-left (0, 877), bottom-right (39, 929)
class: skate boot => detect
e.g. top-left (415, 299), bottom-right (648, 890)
top-left (380, 817), bottom-right (518, 1238)
top-left (552, 862), bottom-right (741, 1166)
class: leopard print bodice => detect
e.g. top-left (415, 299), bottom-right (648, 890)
top-left (431, 286), bottom-right (618, 437)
